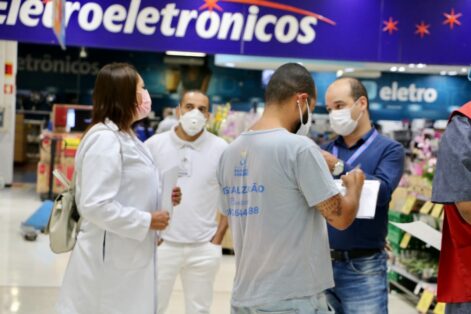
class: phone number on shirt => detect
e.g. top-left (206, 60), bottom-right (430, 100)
top-left (224, 207), bottom-right (260, 217)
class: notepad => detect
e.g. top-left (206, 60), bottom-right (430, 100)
top-left (335, 180), bottom-right (381, 219)
top-left (160, 166), bottom-right (180, 216)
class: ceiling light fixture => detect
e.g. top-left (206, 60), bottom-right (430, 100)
top-left (390, 66), bottom-right (398, 72)
top-left (398, 67), bottom-right (406, 72)
top-left (79, 47), bottom-right (87, 58)
top-left (165, 51), bottom-right (206, 57)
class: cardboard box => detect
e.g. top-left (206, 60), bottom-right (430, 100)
top-left (14, 113), bottom-right (27, 163)
top-left (36, 161), bottom-right (75, 195)
top-left (37, 162), bottom-right (58, 195)
top-left (62, 137), bottom-right (80, 158)
top-left (39, 133), bottom-right (80, 163)
top-left (39, 134), bottom-right (63, 164)
top-left (14, 133), bottom-right (27, 163)
top-left (14, 140), bottom-right (26, 163)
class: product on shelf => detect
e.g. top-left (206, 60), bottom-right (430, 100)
top-left (36, 131), bottom-right (82, 196)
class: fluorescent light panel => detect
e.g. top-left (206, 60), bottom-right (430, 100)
top-left (165, 51), bottom-right (206, 57)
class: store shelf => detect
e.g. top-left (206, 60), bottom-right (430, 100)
top-left (391, 221), bottom-right (441, 250)
top-left (390, 264), bottom-right (437, 294)
top-left (17, 110), bottom-right (51, 115)
top-left (413, 194), bottom-right (431, 202)
top-left (389, 280), bottom-right (420, 302)
top-left (23, 119), bottom-right (45, 163)
top-left (24, 119), bottom-right (46, 126)
top-left (26, 137), bottom-right (41, 144)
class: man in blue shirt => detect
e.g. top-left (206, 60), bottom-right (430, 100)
top-left (321, 77), bottom-right (405, 314)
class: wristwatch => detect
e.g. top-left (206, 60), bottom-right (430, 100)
top-left (332, 160), bottom-right (345, 176)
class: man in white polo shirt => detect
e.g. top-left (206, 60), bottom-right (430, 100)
top-left (145, 90), bottom-right (228, 314)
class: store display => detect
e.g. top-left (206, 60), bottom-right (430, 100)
top-left (36, 106), bottom-right (83, 199)
top-left (207, 103), bottom-right (231, 137)
top-left (208, 105), bottom-right (262, 143)
top-left (52, 104), bottom-right (92, 133)
top-left (387, 124), bottom-right (445, 313)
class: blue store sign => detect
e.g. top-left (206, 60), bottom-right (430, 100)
top-left (314, 73), bottom-right (471, 121)
top-left (0, 0), bottom-right (470, 64)
top-left (366, 74), bottom-right (471, 120)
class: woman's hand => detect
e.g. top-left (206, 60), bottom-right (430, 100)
top-left (150, 211), bottom-right (170, 230)
top-left (172, 187), bottom-right (182, 206)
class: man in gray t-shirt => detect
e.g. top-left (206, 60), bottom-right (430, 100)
top-left (218, 63), bottom-right (365, 313)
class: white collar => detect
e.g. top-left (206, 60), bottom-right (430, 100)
top-left (170, 125), bottom-right (208, 151)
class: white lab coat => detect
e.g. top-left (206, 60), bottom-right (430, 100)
top-left (57, 120), bottom-right (160, 314)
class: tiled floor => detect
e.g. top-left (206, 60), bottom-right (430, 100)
top-left (0, 185), bottom-right (418, 314)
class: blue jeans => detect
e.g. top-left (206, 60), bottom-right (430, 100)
top-left (325, 251), bottom-right (388, 314)
top-left (231, 294), bottom-right (334, 314)
top-left (446, 302), bottom-right (471, 314)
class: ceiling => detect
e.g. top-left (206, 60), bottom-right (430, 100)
top-left (214, 54), bottom-right (470, 78)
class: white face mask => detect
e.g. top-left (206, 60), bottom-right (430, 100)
top-left (329, 100), bottom-right (363, 136)
top-left (179, 108), bottom-right (207, 137)
top-left (296, 99), bottom-right (312, 136)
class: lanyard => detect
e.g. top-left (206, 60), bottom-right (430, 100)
top-left (332, 130), bottom-right (379, 166)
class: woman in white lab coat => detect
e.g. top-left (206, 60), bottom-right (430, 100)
top-left (57, 63), bottom-right (180, 314)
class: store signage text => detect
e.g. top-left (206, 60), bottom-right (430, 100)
top-left (0, 0), bottom-right (331, 45)
top-left (18, 54), bottom-right (100, 75)
top-left (379, 82), bottom-right (438, 103)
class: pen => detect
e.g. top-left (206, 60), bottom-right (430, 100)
top-left (347, 164), bottom-right (361, 175)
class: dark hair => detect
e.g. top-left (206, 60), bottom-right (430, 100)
top-left (337, 77), bottom-right (369, 105)
top-left (265, 63), bottom-right (316, 105)
top-left (91, 63), bottom-right (139, 132)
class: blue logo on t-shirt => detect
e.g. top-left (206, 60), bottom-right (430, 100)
top-left (234, 151), bottom-right (249, 177)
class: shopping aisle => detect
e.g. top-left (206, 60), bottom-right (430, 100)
top-left (0, 186), bottom-right (417, 314)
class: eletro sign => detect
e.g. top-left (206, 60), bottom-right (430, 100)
top-left (379, 82), bottom-right (438, 103)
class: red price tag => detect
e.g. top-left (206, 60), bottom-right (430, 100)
top-left (5, 63), bottom-right (13, 76)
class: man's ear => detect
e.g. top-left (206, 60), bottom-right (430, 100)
top-left (359, 96), bottom-right (368, 111)
top-left (298, 92), bottom-right (309, 103)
